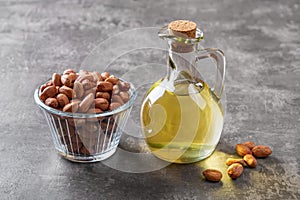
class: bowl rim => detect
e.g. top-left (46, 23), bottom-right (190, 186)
top-left (34, 78), bottom-right (137, 118)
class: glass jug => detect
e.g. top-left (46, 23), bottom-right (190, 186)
top-left (140, 22), bottom-right (226, 163)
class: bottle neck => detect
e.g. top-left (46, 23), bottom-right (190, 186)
top-left (166, 41), bottom-right (198, 82)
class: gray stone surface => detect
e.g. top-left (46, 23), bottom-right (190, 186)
top-left (0, 0), bottom-right (299, 199)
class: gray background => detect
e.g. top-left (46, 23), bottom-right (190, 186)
top-left (0, 0), bottom-right (299, 199)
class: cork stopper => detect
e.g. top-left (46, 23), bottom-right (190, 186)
top-left (168, 20), bottom-right (197, 38)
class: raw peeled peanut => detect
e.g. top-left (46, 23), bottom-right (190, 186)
top-left (112, 95), bottom-right (124, 105)
top-left (83, 88), bottom-right (96, 97)
top-left (91, 71), bottom-right (102, 81)
top-left (70, 99), bottom-right (81, 104)
top-left (101, 72), bottom-right (110, 80)
top-left (112, 85), bottom-right (120, 95)
top-left (63, 102), bottom-right (79, 113)
top-left (78, 69), bottom-right (89, 76)
top-left (94, 98), bottom-right (109, 111)
top-left (40, 81), bottom-right (54, 93)
top-left (236, 144), bottom-right (252, 157)
top-left (56, 93), bottom-right (69, 107)
top-left (96, 92), bottom-right (110, 100)
top-left (105, 75), bottom-right (119, 85)
top-left (252, 145), bottom-right (272, 158)
top-left (243, 141), bottom-right (256, 150)
top-left (68, 73), bottom-right (78, 82)
top-left (109, 102), bottom-right (121, 110)
top-left (97, 81), bottom-right (113, 92)
top-left (118, 81), bottom-right (130, 91)
top-left (119, 91), bottom-right (129, 103)
top-left (45, 98), bottom-right (58, 108)
top-left (40, 84), bottom-right (48, 93)
top-left (227, 163), bottom-right (243, 179)
top-left (63, 68), bottom-right (75, 75)
top-left (40, 85), bottom-right (58, 101)
top-left (243, 154), bottom-right (257, 168)
top-left (79, 93), bottom-right (94, 113)
top-left (52, 73), bottom-right (62, 86)
top-left (59, 86), bottom-right (76, 99)
top-left (77, 74), bottom-right (95, 83)
top-left (226, 158), bottom-right (246, 166)
top-left (82, 79), bottom-right (96, 90)
top-left (61, 74), bottom-right (75, 87)
top-left (73, 81), bottom-right (84, 99)
top-left (202, 169), bottom-right (222, 182)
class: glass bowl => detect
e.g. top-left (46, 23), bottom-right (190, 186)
top-left (34, 78), bottom-right (136, 163)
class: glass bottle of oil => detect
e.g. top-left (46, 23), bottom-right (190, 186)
top-left (141, 20), bottom-right (226, 163)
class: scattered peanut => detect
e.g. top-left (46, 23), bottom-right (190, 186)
top-left (236, 144), bottom-right (252, 157)
top-left (243, 141), bottom-right (256, 150)
top-left (243, 154), bottom-right (257, 168)
top-left (202, 169), bottom-right (222, 182)
top-left (227, 163), bottom-right (243, 179)
top-left (252, 145), bottom-right (272, 158)
top-left (226, 158), bottom-right (246, 166)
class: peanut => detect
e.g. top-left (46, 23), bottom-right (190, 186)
top-left (56, 93), bottom-right (69, 107)
top-left (83, 88), bottom-right (97, 97)
top-left (78, 93), bottom-right (94, 113)
top-left (97, 81), bottom-right (113, 92)
top-left (40, 85), bottom-right (58, 101)
top-left (70, 99), bottom-right (81, 104)
top-left (243, 154), bottom-right (257, 168)
top-left (82, 79), bottom-right (96, 90)
top-left (45, 98), bottom-right (58, 108)
top-left (77, 74), bottom-right (95, 83)
top-left (112, 84), bottom-right (120, 95)
top-left (96, 92), bottom-right (110, 100)
top-left (105, 75), bottom-right (119, 85)
top-left (101, 72), bottom-right (110, 80)
top-left (40, 80), bottom-right (54, 93)
top-left (252, 145), bottom-right (272, 158)
top-left (243, 141), bottom-right (256, 150)
top-left (227, 163), bottom-right (243, 179)
top-left (59, 86), bottom-right (76, 99)
top-left (112, 95), bottom-right (124, 105)
top-left (63, 102), bottom-right (79, 113)
top-left (119, 91), bottom-right (130, 103)
top-left (52, 73), bottom-right (62, 86)
top-left (226, 158), bottom-right (246, 166)
top-left (202, 169), bottom-right (222, 182)
top-left (61, 74), bottom-right (74, 87)
top-left (94, 98), bottom-right (109, 111)
top-left (91, 71), bottom-right (103, 81)
top-left (63, 68), bottom-right (75, 75)
top-left (236, 144), bottom-right (252, 157)
top-left (109, 102), bottom-right (121, 110)
top-left (118, 81), bottom-right (130, 91)
top-left (73, 81), bottom-right (84, 99)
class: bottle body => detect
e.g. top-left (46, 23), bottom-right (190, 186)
top-left (141, 78), bottom-right (224, 163)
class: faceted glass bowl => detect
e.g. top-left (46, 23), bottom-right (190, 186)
top-left (34, 79), bottom-right (136, 163)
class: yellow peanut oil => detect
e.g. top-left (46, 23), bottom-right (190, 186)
top-left (141, 79), bottom-right (224, 163)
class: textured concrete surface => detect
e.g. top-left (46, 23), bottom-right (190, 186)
top-left (0, 0), bottom-right (299, 199)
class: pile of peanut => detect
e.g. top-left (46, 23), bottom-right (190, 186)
top-left (39, 69), bottom-right (131, 113)
top-left (39, 69), bottom-right (132, 156)
top-left (202, 141), bottom-right (272, 182)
